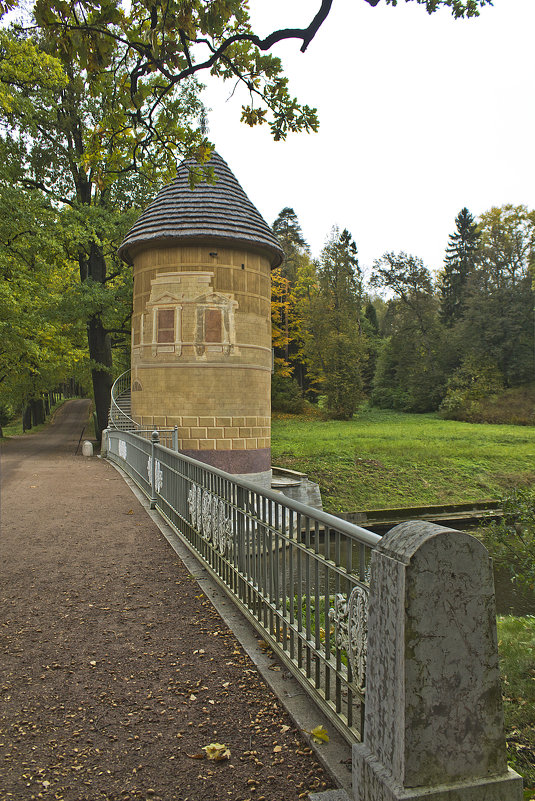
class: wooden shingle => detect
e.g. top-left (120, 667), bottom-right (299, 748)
top-left (118, 152), bottom-right (283, 267)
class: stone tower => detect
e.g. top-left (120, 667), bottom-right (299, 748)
top-left (118, 152), bottom-right (282, 488)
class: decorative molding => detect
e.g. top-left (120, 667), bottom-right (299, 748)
top-left (147, 456), bottom-right (163, 494)
top-left (187, 483), bottom-right (233, 555)
top-left (329, 585), bottom-right (369, 693)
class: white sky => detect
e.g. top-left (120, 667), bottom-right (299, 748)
top-left (201, 0), bottom-right (535, 279)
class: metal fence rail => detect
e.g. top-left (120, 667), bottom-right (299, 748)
top-left (130, 428), bottom-right (178, 450)
top-left (106, 428), bottom-right (381, 743)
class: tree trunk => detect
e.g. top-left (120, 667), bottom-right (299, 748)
top-left (88, 315), bottom-right (113, 440)
top-left (82, 241), bottom-right (114, 442)
top-left (31, 398), bottom-right (45, 426)
top-left (22, 406), bottom-right (32, 431)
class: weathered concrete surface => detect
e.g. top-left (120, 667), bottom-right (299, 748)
top-left (353, 521), bottom-right (523, 801)
top-left (309, 790), bottom-right (351, 801)
top-left (353, 756), bottom-right (522, 801)
top-left (272, 466), bottom-right (324, 511)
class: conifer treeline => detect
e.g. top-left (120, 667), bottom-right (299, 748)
top-left (271, 204), bottom-right (535, 419)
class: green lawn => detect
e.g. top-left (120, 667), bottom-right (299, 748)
top-left (498, 616), bottom-right (535, 797)
top-left (271, 408), bottom-right (535, 513)
top-left (273, 410), bottom-right (535, 795)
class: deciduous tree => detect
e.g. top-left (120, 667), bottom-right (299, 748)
top-left (0, 20), bottom-right (203, 435)
top-left (0, 184), bottom-right (86, 412)
top-left (271, 207), bottom-right (313, 398)
top-left (19, 0), bottom-right (491, 146)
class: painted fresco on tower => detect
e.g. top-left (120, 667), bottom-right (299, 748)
top-left (139, 271), bottom-right (238, 359)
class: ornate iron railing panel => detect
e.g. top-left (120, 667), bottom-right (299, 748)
top-left (106, 428), bottom-right (381, 743)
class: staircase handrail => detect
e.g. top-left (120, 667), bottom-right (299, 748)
top-left (109, 369), bottom-right (139, 430)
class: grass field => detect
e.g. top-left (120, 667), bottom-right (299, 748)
top-left (273, 410), bottom-right (535, 796)
top-left (271, 408), bottom-right (535, 513)
top-left (498, 616), bottom-right (535, 797)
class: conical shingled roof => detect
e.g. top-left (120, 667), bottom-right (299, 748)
top-left (118, 152), bottom-right (283, 267)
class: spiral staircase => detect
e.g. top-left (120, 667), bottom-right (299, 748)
top-left (109, 370), bottom-right (138, 431)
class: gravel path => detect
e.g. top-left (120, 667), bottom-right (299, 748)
top-left (0, 400), bottom-right (335, 801)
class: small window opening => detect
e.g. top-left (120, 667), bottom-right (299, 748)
top-left (157, 308), bottom-right (175, 343)
top-left (205, 308), bottom-right (222, 343)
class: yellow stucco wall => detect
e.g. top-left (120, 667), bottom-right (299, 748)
top-left (130, 243), bottom-right (271, 455)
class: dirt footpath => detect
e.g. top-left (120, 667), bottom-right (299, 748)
top-left (0, 400), bottom-right (334, 801)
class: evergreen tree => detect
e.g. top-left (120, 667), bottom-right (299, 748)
top-left (370, 252), bottom-right (446, 411)
top-left (272, 207), bottom-right (309, 283)
top-left (303, 227), bottom-right (366, 419)
top-left (272, 207), bottom-right (307, 244)
top-left (364, 301), bottom-right (379, 334)
top-left (439, 207), bottom-right (480, 326)
top-left (459, 205), bottom-right (535, 386)
top-left (360, 300), bottom-right (381, 395)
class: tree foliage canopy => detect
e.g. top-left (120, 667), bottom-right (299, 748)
top-left (3, 0), bottom-right (492, 145)
top-left (0, 12), bottom-right (206, 433)
top-left (0, 0), bottom-right (500, 429)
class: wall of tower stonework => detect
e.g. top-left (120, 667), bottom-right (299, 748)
top-left (130, 245), bottom-right (271, 368)
top-left (131, 245), bottom-right (271, 321)
top-left (130, 243), bottom-right (273, 460)
top-left (138, 413), bottom-right (270, 453)
top-left (131, 364), bottom-right (270, 443)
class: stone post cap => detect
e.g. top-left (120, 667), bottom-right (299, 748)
top-left (376, 519), bottom-right (490, 564)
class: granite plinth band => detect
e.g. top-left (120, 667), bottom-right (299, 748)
top-left (178, 447), bottom-right (271, 474)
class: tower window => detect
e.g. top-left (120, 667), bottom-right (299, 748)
top-left (157, 308), bottom-right (175, 343)
top-left (205, 308), bottom-right (222, 343)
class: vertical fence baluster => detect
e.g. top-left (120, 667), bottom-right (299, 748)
top-left (150, 429), bottom-right (159, 509)
top-left (334, 529), bottom-right (342, 714)
top-left (314, 519), bottom-right (321, 690)
top-left (288, 509), bottom-right (295, 661)
top-left (324, 525), bottom-right (331, 702)
top-left (296, 512), bottom-right (302, 671)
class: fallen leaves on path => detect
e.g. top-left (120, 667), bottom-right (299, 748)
top-left (203, 743), bottom-right (231, 761)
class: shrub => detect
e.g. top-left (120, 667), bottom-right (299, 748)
top-left (439, 355), bottom-right (504, 421)
top-left (482, 489), bottom-right (535, 595)
top-left (0, 403), bottom-right (13, 437)
top-left (271, 373), bottom-right (305, 414)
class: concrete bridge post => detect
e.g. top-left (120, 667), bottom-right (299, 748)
top-left (353, 521), bottom-right (523, 801)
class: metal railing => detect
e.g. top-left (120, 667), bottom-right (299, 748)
top-left (106, 428), bottom-right (382, 743)
top-left (132, 428), bottom-right (178, 449)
